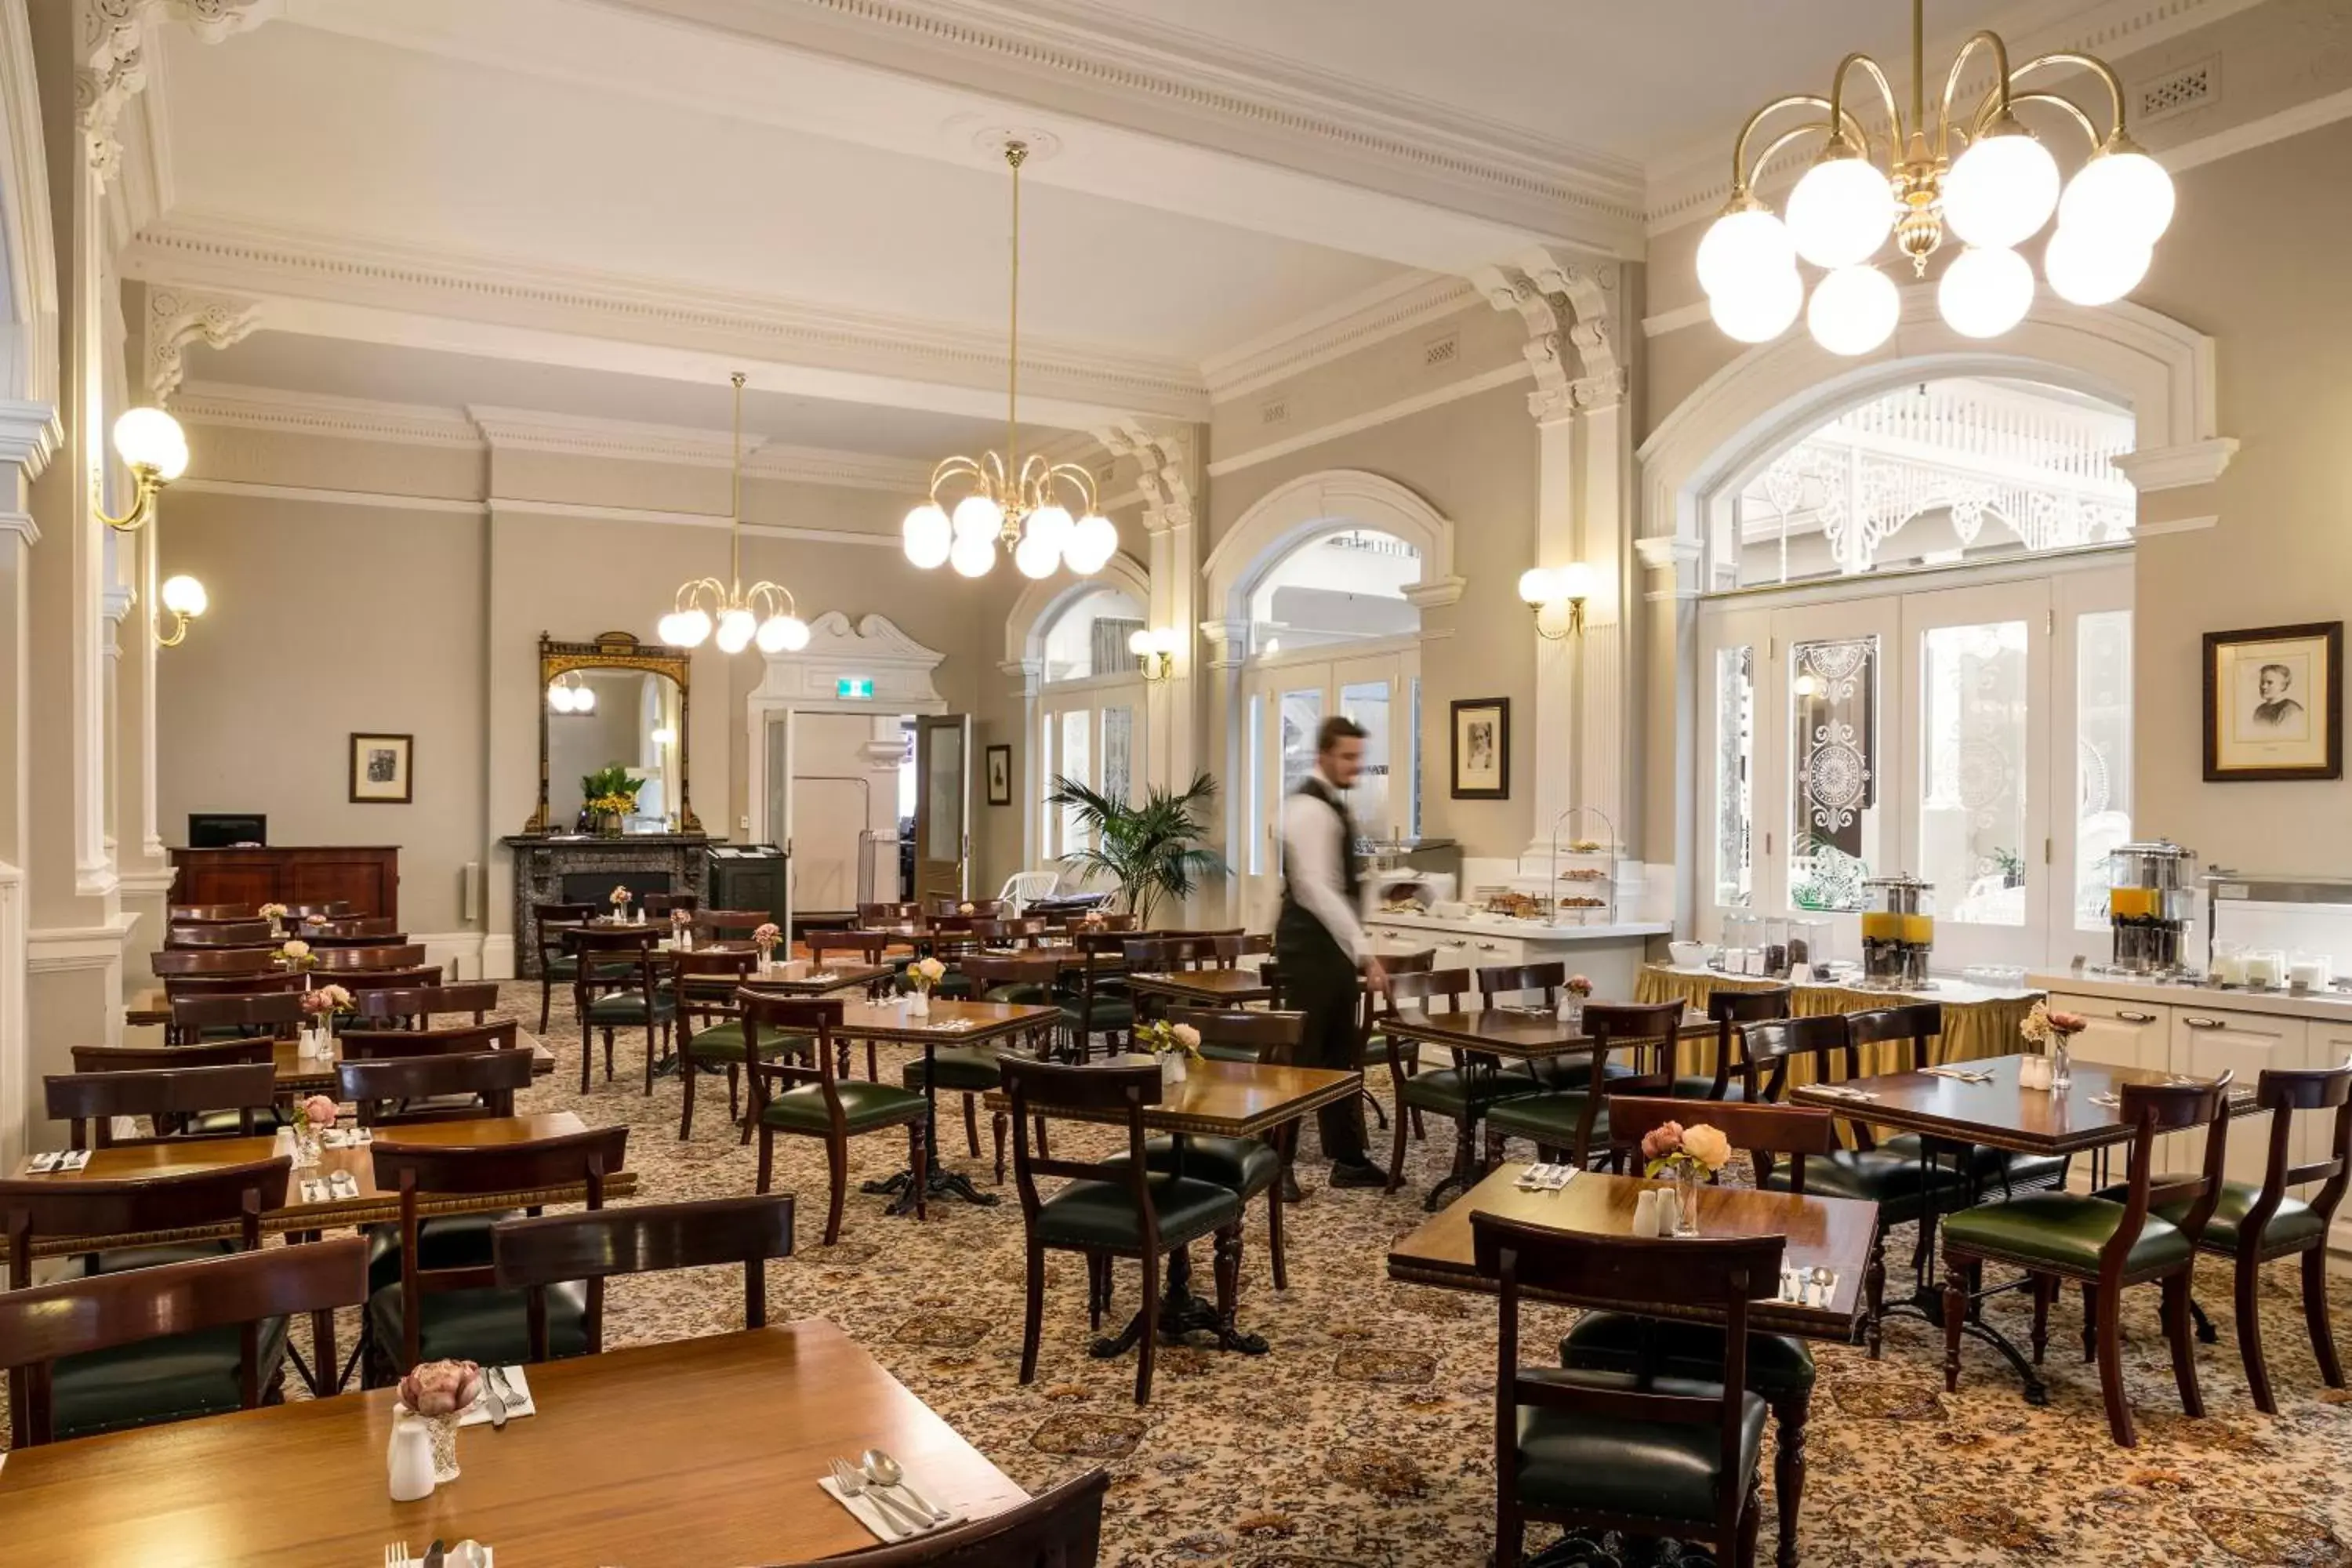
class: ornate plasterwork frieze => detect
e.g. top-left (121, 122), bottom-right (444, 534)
top-left (143, 285), bottom-right (257, 403)
top-left (78, 0), bottom-right (272, 188)
top-left (1091, 420), bottom-right (1197, 533)
top-left (1470, 247), bottom-right (1625, 423)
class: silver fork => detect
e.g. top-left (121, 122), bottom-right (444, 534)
top-left (384, 1545), bottom-right (412, 1567)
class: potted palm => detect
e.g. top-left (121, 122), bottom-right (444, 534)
top-left (1044, 772), bottom-right (1226, 927)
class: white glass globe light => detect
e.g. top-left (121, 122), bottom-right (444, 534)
top-left (714, 608), bottom-right (757, 654)
top-left (547, 682), bottom-right (576, 713)
top-left (754, 614), bottom-right (792, 653)
top-left (655, 612), bottom-right (684, 645)
top-left (1127, 627), bottom-right (1153, 656)
top-left (2044, 227), bottom-right (2151, 306)
top-left (780, 615), bottom-right (811, 652)
top-left (902, 504), bottom-right (951, 569)
top-left (113, 407), bottom-right (188, 477)
top-left (950, 494), bottom-right (1003, 543)
top-left (572, 684), bottom-right (596, 714)
top-left (949, 533), bottom-right (996, 578)
top-left (1806, 264), bottom-right (1900, 356)
top-left (1152, 627), bottom-right (1183, 656)
top-left (1027, 504), bottom-right (1074, 550)
top-left (160, 574), bottom-right (208, 616)
top-left (1697, 206), bottom-right (1796, 299)
top-left (2059, 146), bottom-right (2176, 249)
top-left (1709, 266), bottom-right (1804, 344)
top-left (1786, 151), bottom-right (1895, 269)
top-left (1013, 529), bottom-right (1059, 579)
top-left (1553, 562), bottom-right (1599, 604)
top-left (1516, 567), bottom-right (1559, 606)
top-left (1065, 514), bottom-right (1117, 575)
top-left (1938, 245), bottom-right (2037, 338)
top-left (672, 608), bottom-right (713, 648)
top-left (1941, 127), bottom-right (2061, 249)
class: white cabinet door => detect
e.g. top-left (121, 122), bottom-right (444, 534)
top-left (2172, 1007), bottom-right (2310, 1188)
top-left (2050, 990), bottom-right (2169, 1073)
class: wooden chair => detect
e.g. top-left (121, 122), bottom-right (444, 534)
top-left (338, 1051), bottom-right (532, 1127)
top-left (1943, 1074), bottom-right (2231, 1446)
top-left (153, 946), bottom-right (280, 978)
top-left (1850, 1004), bottom-right (2067, 1199)
top-left (857, 902), bottom-right (924, 927)
top-left (2172, 1058), bottom-right (2352, 1412)
top-left (1473, 1211), bottom-right (1777, 1567)
top-left (777, 1468), bottom-right (1110, 1566)
top-left (811, 929), bottom-right (892, 978)
top-left (45, 1062), bottom-right (279, 1149)
top-left (335, 1019), bottom-right (521, 1062)
top-left (641, 892), bottom-right (699, 917)
top-left (367, 1125), bottom-right (631, 1377)
top-left (311, 943), bottom-right (430, 973)
top-left (967, 916), bottom-right (1050, 949)
top-left (0, 1236), bottom-right (364, 1449)
top-left (169, 902), bottom-right (259, 922)
top-left (929, 897), bottom-right (1004, 920)
top-left (306, 917), bottom-right (405, 944)
top-left (695, 907), bottom-right (775, 938)
top-left (321, 966), bottom-right (445, 1000)
top-left (491, 1194), bottom-right (795, 1357)
top-left (169, 989), bottom-right (306, 1047)
top-left (746, 993), bottom-right (930, 1243)
top-left (160, 971), bottom-right (308, 1029)
top-left (532, 901), bottom-right (599, 1031)
top-left (672, 947), bottom-right (764, 1141)
top-left (1377, 967), bottom-right (1536, 1197)
top-left (166, 922), bottom-right (275, 949)
top-left (1000, 1054), bottom-right (1243, 1406)
top-left (568, 925), bottom-right (673, 1094)
top-left (284, 902), bottom-right (356, 920)
top-left (1136, 1007), bottom-right (1300, 1288)
top-left (72, 1039), bottom-right (274, 1073)
top-left (1674, 985), bottom-right (1792, 1102)
top-left (1484, 1000), bottom-right (1686, 1170)
top-left (903, 954), bottom-right (1060, 1182)
top-left (1, 1157), bottom-right (297, 1445)
top-left (349, 982), bottom-right (502, 1029)
top-left (1579, 1096), bottom-right (1842, 1568)
top-left (1058, 931), bottom-right (1135, 1062)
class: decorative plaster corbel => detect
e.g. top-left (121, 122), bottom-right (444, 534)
top-left (1093, 420), bottom-right (1198, 533)
top-left (144, 285), bottom-right (258, 403)
top-left (1198, 619), bottom-right (1249, 670)
top-left (78, 0), bottom-right (274, 189)
top-left (1471, 247), bottom-right (1627, 423)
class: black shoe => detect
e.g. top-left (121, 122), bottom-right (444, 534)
top-left (1279, 1169), bottom-right (1305, 1204)
top-left (1327, 1161), bottom-right (1386, 1190)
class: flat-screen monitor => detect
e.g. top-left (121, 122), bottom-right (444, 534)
top-left (188, 813), bottom-right (267, 848)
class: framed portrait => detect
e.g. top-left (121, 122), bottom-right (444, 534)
top-left (2204, 622), bottom-right (2343, 782)
top-left (1450, 698), bottom-right (1509, 800)
top-left (348, 732), bottom-right (415, 804)
top-left (985, 743), bottom-right (1013, 807)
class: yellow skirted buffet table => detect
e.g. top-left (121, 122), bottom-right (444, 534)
top-left (1636, 963), bottom-right (2045, 1087)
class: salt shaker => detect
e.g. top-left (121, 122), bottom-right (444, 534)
top-left (387, 1410), bottom-right (436, 1502)
top-left (1632, 1189), bottom-right (1661, 1237)
top-left (1655, 1188), bottom-right (1682, 1237)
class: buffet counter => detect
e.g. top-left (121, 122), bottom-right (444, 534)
top-left (1363, 911), bottom-right (1665, 996)
top-left (1635, 962), bottom-right (2043, 1083)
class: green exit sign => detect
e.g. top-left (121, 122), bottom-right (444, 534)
top-left (836, 676), bottom-right (874, 700)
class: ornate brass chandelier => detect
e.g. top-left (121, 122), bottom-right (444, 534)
top-left (1700, 0), bottom-right (2176, 353)
top-left (902, 140), bottom-right (1117, 580)
top-left (656, 372), bottom-right (811, 655)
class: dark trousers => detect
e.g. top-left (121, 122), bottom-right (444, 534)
top-left (1277, 915), bottom-right (1368, 1165)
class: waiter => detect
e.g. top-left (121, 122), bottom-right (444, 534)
top-left (1276, 715), bottom-right (1388, 1189)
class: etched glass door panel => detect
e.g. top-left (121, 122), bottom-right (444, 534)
top-left (1917, 621), bottom-right (2031, 926)
top-left (1715, 644), bottom-right (1758, 911)
top-left (1788, 636), bottom-right (1882, 914)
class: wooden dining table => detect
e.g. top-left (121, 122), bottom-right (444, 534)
top-left (0, 1321), bottom-right (1028, 1566)
top-left (833, 996), bottom-right (1064, 1213)
top-left (1387, 1161), bottom-right (1880, 1568)
top-left (985, 1054), bottom-right (1361, 1356)
top-left (1791, 1051), bottom-right (2263, 1404)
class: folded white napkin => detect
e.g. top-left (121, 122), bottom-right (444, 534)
top-left (818, 1475), bottom-right (962, 1544)
top-left (459, 1365), bottom-right (536, 1427)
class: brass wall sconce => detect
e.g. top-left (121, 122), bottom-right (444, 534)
top-left (98, 408), bottom-right (191, 532)
top-left (154, 573), bottom-right (207, 648)
top-left (1128, 626), bottom-right (1181, 680)
top-left (1518, 564), bottom-right (1596, 641)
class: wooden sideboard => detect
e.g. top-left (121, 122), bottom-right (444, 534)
top-left (168, 846), bottom-right (401, 924)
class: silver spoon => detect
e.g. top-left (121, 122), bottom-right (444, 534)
top-left (1811, 1265), bottom-right (1835, 1306)
top-left (832, 1458), bottom-right (920, 1537)
top-left (862, 1449), bottom-right (947, 1521)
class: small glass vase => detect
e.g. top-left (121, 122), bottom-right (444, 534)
top-left (1160, 1052), bottom-right (1188, 1086)
top-left (907, 988), bottom-right (931, 1017)
top-left (292, 1124), bottom-right (323, 1168)
top-left (2050, 1038), bottom-right (2073, 1093)
top-left (1672, 1167), bottom-right (1702, 1237)
top-left (425, 1411), bottom-right (462, 1483)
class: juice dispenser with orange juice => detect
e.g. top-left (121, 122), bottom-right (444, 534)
top-left (2105, 840), bottom-right (2199, 976)
top-left (1860, 873), bottom-right (1935, 989)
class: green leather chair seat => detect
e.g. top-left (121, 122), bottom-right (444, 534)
top-left (1358, 1034), bottom-right (1421, 1070)
top-left (1760, 1148), bottom-right (1965, 1218)
top-left (367, 1279), bottom-right (590, 1369)
top-left (1399, 1065), bottom-right (1542, 1118)
top-left (1483, 1089), bottom-right (1603, 1147)
top-left (1102, 1134), bottom-right (1280, 1198)
top-left (1061, 997), bottom-right (1134, 1033)
top-left (546, 956), bottom-right (638, 982)
top-left (365, 1212), bottom-right (519, 1297)
top-left (679, 1021), bottom-right (803, 1062)
top-left (2092, 1177), bottom-right (2328, 1253)
top-left (1942, 1193), bottom-right (2192, 1276)
top-left (1035, 1173), bottom-right (1240, 1251)
top-left (902, 1046), bottom-right (1001, 1093)
top-left (1881, 1133), bottom-right (2067, 1190)
top-left (982, 982), bottom-right (1051, 1006)
top-left (51, 1313), bottom-right (291, 1442)
top-left (584, 989), bottom-right (675, 1025)
top-left (67, 1239), bottom-right (238, 1280)
top-left (1560, 1312), bottom-right (1816, 1397)
top-left (934, 972), bottom-right (977, 1000)
top-left (1670, 1074), bottom-right (1753, 1102)
top-left (760, 1079), bottom-right (928, 1134)
top-left (1512, 1369), bottom-right (1768, 1526)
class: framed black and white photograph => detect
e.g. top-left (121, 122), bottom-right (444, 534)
top-left (2204, 622), bottom-right (2342, 782)
top-left (348, 732), bottom-right (415, 804)
top-left (985, 742), bottom-right (1013, 807)
top-left (1450, 697), bottom-right (1509, 800)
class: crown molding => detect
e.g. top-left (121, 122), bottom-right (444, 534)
top-left (1638, 0), bottom-right (2277, 235)
top-left (122, 212), bottom-right (1209, 423)
top-left (1202, 272), bottom-right (1479, 402)
top-left (1204, 361), bottom-right (1530, 479)
top-left (172, 380), bottom-right (481, 448)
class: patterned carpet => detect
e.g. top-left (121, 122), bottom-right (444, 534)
top-left (47, 982), bottom-right (2352, 1564)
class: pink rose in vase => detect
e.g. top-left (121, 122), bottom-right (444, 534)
top-left (398, 1359), bottom-right (483, 1419)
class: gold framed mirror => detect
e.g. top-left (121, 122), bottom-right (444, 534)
top-left (527, 631), bottom-right (700, 835)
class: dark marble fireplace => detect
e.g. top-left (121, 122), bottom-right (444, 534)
top-left (503, 833), bottom-right (710, 978)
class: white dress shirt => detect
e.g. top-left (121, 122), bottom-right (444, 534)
top-left (1280, 772), bottom-right (1369, 960)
